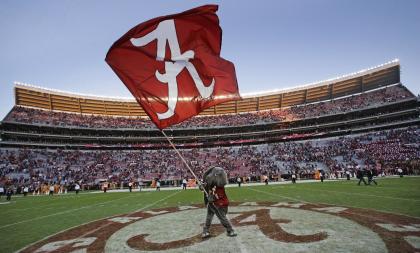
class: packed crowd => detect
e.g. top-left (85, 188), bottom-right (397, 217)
top-left (1, 126), bottom-right (418, 193)
top-left (4, 85), bottom-right (413, 129)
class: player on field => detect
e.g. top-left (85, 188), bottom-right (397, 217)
top-left (23, 186), bottom-right (29, 197)
top-left (128, 181), bottom-right (133, 192)
top-left (236, 176), bottom-right (242, 187)
top-left (357, 169), bottom-right (367, 186)
top-left (320, 170), bottom-right (325, 183)
top-left (138, 179), bottom-right (143, 191)
top-left (346, 170), bottom-right (351, 180)
top-left (0, 185), bottom-right (4, 199)
top-left (49, 185), bottom-right (54, 196)
top-left (6, 188), bottom-right (12, 201)
top-left (367, 169), bottom-right (378, 185)
top-left (156, 179), bottom-right (161, 191)
top-left (103, 182), bottom-right (108, 193)
top-left (182, 178), bottom-right (187, 190)
top-left (397, 168), bottom-right (403, 177)
top-left (75, 183), bottom-right (80, 194)
top-left (291, 173), bottom-right (297, 184)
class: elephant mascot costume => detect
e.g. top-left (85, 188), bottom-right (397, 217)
top-left (200, 166), bottom-right (237, 238)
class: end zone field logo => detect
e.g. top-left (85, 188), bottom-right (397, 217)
top-left (21, 202), bottom-right (420, 253)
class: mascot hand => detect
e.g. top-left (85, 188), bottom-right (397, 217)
top-left (198, 181), bottom-right (206, 191)
top-left (207, 194), bottom-right (215, 203)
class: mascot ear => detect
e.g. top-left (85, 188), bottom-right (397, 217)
top-left (203, 167), bottom-right (214, 179)
top-left (213, 167), bottom-right (228, 187)
top-left (203, 166), bottom-right (228, 187)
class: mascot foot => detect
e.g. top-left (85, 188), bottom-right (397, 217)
top-left (227, 231), bottom-right (237, 237)
top-left (202, 232), bottom-right (211, 239)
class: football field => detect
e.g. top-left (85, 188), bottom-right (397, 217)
top-left (1, 177), bottom-right (420, 253)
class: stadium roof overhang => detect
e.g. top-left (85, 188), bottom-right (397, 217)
top-left (13, 60), bottom-right (401, 117)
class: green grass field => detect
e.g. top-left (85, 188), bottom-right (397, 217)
top-left (1, 177), bottom-right (419, 253)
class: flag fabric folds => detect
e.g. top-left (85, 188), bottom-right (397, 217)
top-left (106, 5), bottom-right (240, 129)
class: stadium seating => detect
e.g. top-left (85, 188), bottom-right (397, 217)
top-left (4, 85), bottom-right (413, 129)
top-left (0, 126), bottom-right (418, 191)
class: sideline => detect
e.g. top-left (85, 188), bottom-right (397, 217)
top-left (303, 188), bottom-right (420, 202)
top-left (5, 175), bottom-right (417, 197)
top-left (86, 179), bottom-right (337, 194)
top-left (84, 175), bottom-right (420, 193)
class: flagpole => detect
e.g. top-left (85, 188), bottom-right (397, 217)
top-left (160, 130), bottom-right (208, 196)
top-left (160, 130), bottom-right (229, 229)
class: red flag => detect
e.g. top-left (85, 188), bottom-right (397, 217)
top-left (106, 5), bottom-right (240, 129)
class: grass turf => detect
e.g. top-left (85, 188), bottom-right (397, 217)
top-left (0, 176), bottom-right (419, 253)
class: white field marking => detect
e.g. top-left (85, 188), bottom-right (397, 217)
top-left (143, 210), bottom-right (169, 215)
top-left (376, 223), bottom-right (420, 232)
top-left (178, 205), bottom-right (198, 210)
top-left (104, 205), bottom-right (387, 253)
top-left (239, 202), bottom-right (259, 206)
top-left (0, 202), bottom-right (11, 205)
top-left (34, 223), bottom-right (116, 253)
top-left (271, 202), bottom-right (306, 208)
top-left (69, 248), bottom-right (86, 253)
top-left (34, 237), bottom-right (96, 253)
top-left (0, 194), bottom-right (138, 230)
top-left (13, 191), bottom-right (153, 214)
top-left (107, 217), bottom-right (142, 224)
top-left (2, 194), bottom-right (104, 213)
top-left (404, 236), bottom-right (420, 249)
top-left (131, 190), bottom-right (181, 213)
top-left (260, 182), bottom-right (420, 204)
top-left (57, 191), bottom-right (180, 244)
top-left (248, 187), bottom-right (310, 204)
top-left (16, 190), bottom-right (181, 253)
top-left (312, 206), bottom-right (348, 214)
top-left (248, 187), bottom-right (419, 223)
top-left (2, 203), bottom-right (54, 213)
top-left (239, 214), bottom-right (256, 223)
top-left (307, 188), bottom-right (420, 202)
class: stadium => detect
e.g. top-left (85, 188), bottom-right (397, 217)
top-left (0, 59), bottom-right (419, 253)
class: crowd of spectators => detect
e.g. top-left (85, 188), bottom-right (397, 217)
top-left (1, 126), bottom-right (418, 193)
top-left (4, 85), bottom-right (413, 129)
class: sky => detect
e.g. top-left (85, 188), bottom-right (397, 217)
top-left (0, 0), bottom-right (419, 119)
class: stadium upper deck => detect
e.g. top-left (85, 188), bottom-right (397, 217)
top-left (13, 60), bottom-right (400, 117)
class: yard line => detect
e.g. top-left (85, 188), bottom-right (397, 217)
top-left (1, 199), bottom-right (79, 214)
top-left (0, 194), bottom-right (99, 214)
top-left (248, 187), bottom-right (310, 204)
top-left (133, 190), bottom-right (181, 212)
top-left (16, 190), bottom-right (182, 253)
top-left (252, 181), bottom-right (420, 202)
top-left (306, 188), bottom-right (420, 202)
top-left (248, 187), bottom-right (419, 222)
top-left (0, 194), bottom-right (137, 230)
top-left (79, 190), bottom-right (181, 238)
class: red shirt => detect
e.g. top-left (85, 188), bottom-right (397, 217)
top-left (213, 186), bottom-right (229, 207)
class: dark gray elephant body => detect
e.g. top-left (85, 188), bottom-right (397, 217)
top-left (201, 166), bottom-right (236, 237)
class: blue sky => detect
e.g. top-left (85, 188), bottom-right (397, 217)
top-left (0, 0), bottom-right (419, 119)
